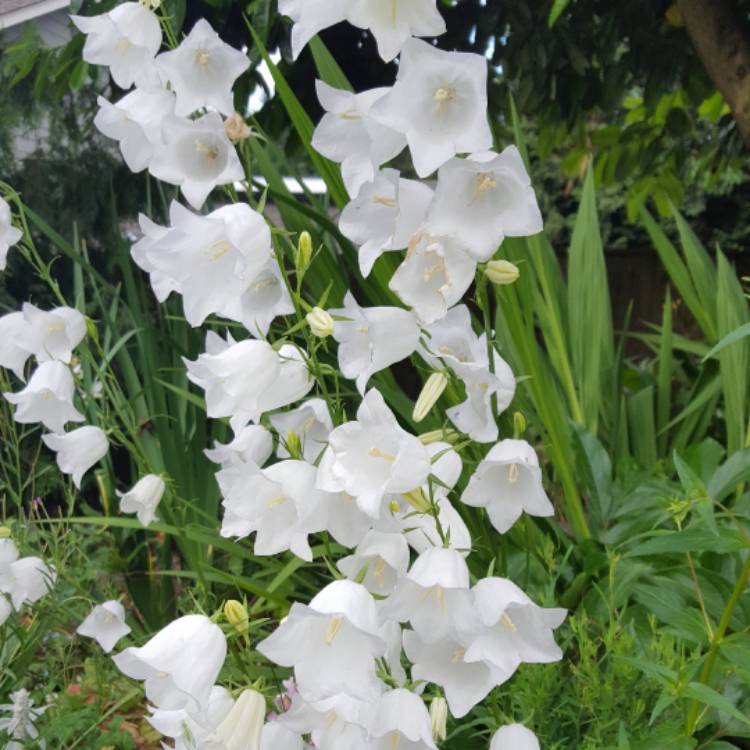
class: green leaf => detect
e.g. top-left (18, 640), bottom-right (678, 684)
top-left (708, 448), bottom-right (750, 502)
top-left (309, 36), bottom-right (352, 91)
top-left (625, 528), bottom-right (748, 557)
top-left (548, 0), bottom-right (571, 27)
top-left (684, 682), bottom-right (750, 726)
top-left (703, 322), bottom-right (750, 361)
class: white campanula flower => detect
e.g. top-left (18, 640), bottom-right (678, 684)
top-left (317, 388), bottom-right (431, 517)
top-left (71, 3), bottom-right (162, 90)
top-left (113, 614), bottom-right (227, 711)
top-left (157, 19), bottom-right (249, 117)
top-left (312, 81), bottom-right (406, 198)
top-left (0, 196), bottom-right (23, 271)
top-left (419, 305), bottom-right (516, 443)
top-left (370, 39), bottom-right (492, 177)
top-left (402, 630), bottom-right (499, 719)
top-left (313, 488), bottom-right (373, 550)
top-left (261, 721), bottom-right (304, 750)
top-left (278, 0), bottom-right (348, 60)
top-left (389, 229), bottom-right (476, 325)
top-left (0, 689), bottom-right (48, 749)
top-left (118, 474), bottom-right (166, 527)
top-left (149, 112), bottom-right (243, 210)
top-left (0, 313), bottom-right (33, 380)
top-left (131, 201), bottom-right (291, 334)
top-left (381, 547), bottom-right (475, 643)
top-left (328, 293), bottom-right (420, 395)
top-left (218, 459), bottom-right (327, 562)
top-left (461, 439), bottom-right (554, 533)
top-left (204, 424), bottom-right (273, 469)
top-left (42, 425), bottom-right (109, 488)
top-left (463, 577), bottom-right (565, 680)
top-left (369, 689), bottom-right (437, 750)
top-left (269, 398), bottom-right (333, 464)
top-left (94, 88), bottom-right (176, 173)
top-left (76, 600), bottom-right (132, 653)
top-left (184, 332), bottom-right (312, 433)
top-left (490, 724), bottom-right (541, 750)
top-left (0, 554), bottom-right (55, 610)
top-left (21, 303), bottom-right (86, 365)
top-left (0, 596), bottom-right (10, 625)
top-left (426, 147), bottom-right (543, 261)
top-left (129, 213), bottom-right (180, 302)
top-left (337, 530), bottom-right (409, 595)
top-left (209, 689), bottom-right (265, 750)
top-left (257, 579), bottom-right (386, 703)
top-left (4, 361), bottom-right (84, 434)
top-left (339, 168), bottom-right (433, 277)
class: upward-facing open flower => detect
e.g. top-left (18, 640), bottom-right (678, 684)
top-left (339, 169), bottom-right (433, 277)
top-left (257, 579), bottom-right (386, 703)
top-left (71, 3), bottom-right (162, 89)
top-left (94, 88), bottom-right (176, 173)
top-left (0, 197), bottom-right (22, 271)
top-left (149, 112), bottom-right (243, 209)
top-left (118, 474), bottom-right (166, 527)
top-left (4, 361), bottom-right (83, 433)
top-left (369, 39), bottom-right (492, 177)
top-left (426, 147), bottom-right (543, 261)
top-left (113, 614), bottom-right (227, 711)
top-left (461, 439), bottom-right (554, 533)
top-left (312, 82), bottom-right (406, 198)
top-left (156, 19), bottom-right (249, 116)
top-left (380, 547), bottom-right (475, 643)
top-left (204, 424), bottom-right (273, 469)
top-left (21, 303), bottom-right (86, 365)
top-left (490, 724), bottom-right (541, 750)
top-left (389, 229), bottom-right (476, 324)
top-left (337, 530), bottom-right (410, 595)
top-left (76, 600), bottom-right (132, 653)
top-left (328, 293), bottom-right (420, 394)
top-left (42, 425), bottom-right (109, 489)
top-left (268, 398), bottom-right (333, 464)
top-left (369, 689), bottom-right (437, 750)
top-left (184, 332), bottom-right (312, 433)
top-left (317, 388), bottom-right (431, 517)
top-left (347, 0), bottom-right (446, 62)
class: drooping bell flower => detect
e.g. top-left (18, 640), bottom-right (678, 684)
top-left (21, 303), bottom-right (86, 365)
top-left (42, 426), bottom-right (109, 488)
top-left (337, 530), bottom-right (410, 596)
top-left (76, 600), bottom-right (132, 653)
top-left (268, 398), bottom-right (333, 464)
top-left (118, 474), bottom-right (166, 527)
top-left (0, 196), bottom-right (23, 272)
top-left (369, 689), bottom-right (437, 750)
top-left (490, 724), bottom-right (541, 750)
top-left (204, 424), bottom-right (273, 469)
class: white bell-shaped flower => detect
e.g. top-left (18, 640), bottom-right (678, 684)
top-left (0, 596), bottom-right (10, 625)
top-left (389, 229), bottom-right (476, 324)
top-left (94, 88), bottom-right (176, 173)
top-left (209, 689), bottom-right (265, 750)
top-left (0, 196), bottom-right (22, 271)
top-left (278, 0), bottom-right (349, 60)
top-left (4, 361), bottom-right (84, 433)
top-left (328, 293), bottom-right (420, 395)
top-left (419, 305), bottom-right (516, 442)
top-left (426, 147), bottom-right (543, 261)
top-left (313, 488), bottom-right (373, 550)
top-left (118, 474), bottom-right (166, 527)
top-left (403, 630), bottom-right (500, 719)
top-left (369, 688), bottom-right (437, 750)
top-left (130, 213), bottom-right (180, 302)
top-left (219, 459), bottom-right (326, 562)
top-left (157, 19), bottom-right (249, 117)
top-left (21, 303), bottom-right (86, 364)
top-left (76, 600), bottom-right (132, 653)
top-left (347, 0), bottom-right (446, 62)
top-left (0, 555), bottom-right (55, 610)
top-left (381, 547), bottom-right (475, 643)
top-left (312, 82), bottom-right (406, 198)
top-left (149, 112), bottom-right (244, 210)
top-left (0, 312), bottom-right (33, 380)
top-left (113, 614), bottom-right (227, 712)
top-left (464, 577), bottom-right (565, 679)
top-left (257, 579), bottom-right (386, 703)
top-left (184, 332), bottom-right (312, 433)
top-left (42, 425), bottom-right (109, 488)
top-left (317, 388), bottom-right (431, 517)
top-left (204, 424), bottom-right (273, 468)
top-left (339, 169), bottom-right (433, 277)
top-left (337, 530), bottom-right (409, 595)
top-left (370, 40), bottom-right (492, 177)
top-left (490, 724), bottom-right (540, 750)
top-left (71, 3), bottom-right (162, 89)
top-left (261, 721), bottom-right (304, 750)
top-left (461, 439), bottom-right (554, 533)
top-left (269, 398), bottom-right (333, 464)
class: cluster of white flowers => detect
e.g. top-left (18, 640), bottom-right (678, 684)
top-left (36, 1), bottom-right (561, 747)
top-left (0, 536), bottom-right (55, 626)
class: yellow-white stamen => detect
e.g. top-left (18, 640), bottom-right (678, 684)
top-left (207, 239), bottom-right (232, 262)
top-left (195, 48), bottom-right (211, 66)
top-left (507, 463), bottom-right (519, 483)
top-left (368, 447), bottom-right (396, 461)
top-left (196, 140), bottom-right (219, 161)
top-left (266, 495), bottom-right (288, 509)
top-left (324, 616), bottom-right (343, 645)
top-left (372, 195), bottom-right (397, 208)
top-left (500, 611), bottom-right (517, 631)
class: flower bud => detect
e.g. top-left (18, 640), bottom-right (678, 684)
top-left (419, 429), bottom-right (460, 445)
top-left (388, 499), bottom-right (401, 514)
top-left (224, 600), bottom-right (249, 635)
top-left (306, 307), bottom-right (334, 338)
top-left (0, 526), bottom-right (11, 539)
top-left (485, 259), bottom-right (520, 286)
top-left (413, 372), bottom-right (448, 423)
top-left (402, 488), bottom-right (431, 513)
top-left (213, 689), bottom-right (265, 750)
top-left (285, 430), bottom-right (302, 460)
top-left (224, 112), bottom-right (251, 144)
top-left (430, 696), bottom-right (448, 742)
top-left (296, 231), bottom-right (313, 275)
top-left (513, 411), bottom-right (526, 438)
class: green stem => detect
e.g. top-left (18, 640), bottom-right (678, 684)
top-left (685, 553), bottom-right (750, 734)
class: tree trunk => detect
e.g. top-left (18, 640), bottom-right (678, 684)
top-left (677, 0), bottom-right (750, 148)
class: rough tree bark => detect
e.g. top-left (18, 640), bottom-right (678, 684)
top-left (677, 0), bottom-right (750, 148)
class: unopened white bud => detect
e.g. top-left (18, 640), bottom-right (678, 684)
top-left (485, 259), bottom-right (520, 286)
top-left (418, 428), bottom-right (460, 445)
top-left (413, 372), bottom-right (448, 422)
top-left (430, 696), bottom-right (448, 742)
top-left (224, 112), bottom-right (251, 144)
top-left (306, 307), bottom-right (334, 338)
